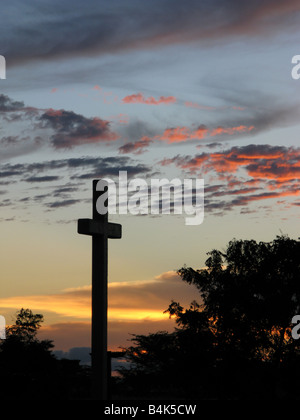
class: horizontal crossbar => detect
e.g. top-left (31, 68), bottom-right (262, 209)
top-left (77, 218), bottom-right (122, 239)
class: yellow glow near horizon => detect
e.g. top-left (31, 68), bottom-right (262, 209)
top-left (0, 293), bottom-right (170, 322)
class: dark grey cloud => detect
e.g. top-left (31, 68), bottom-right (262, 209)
top-left (0, 170), bottom-right (23, 178)
top-left (52, 186), bottom-right (79, 197)
top-left (0, 136), bottom-right (20, 145)
top-left (24, 176), bottom-right (60, 183)
top-left (64, 156), bottom-right (152, 179)
top-left (0, 198), bottom-right (12, 207)
top-left (39, 109), bottom-right (118, 149)
top-left (72, 164), bottom-right (150, 180)
top-left (2, 0), bottom-right (300, 66)
top-left (33, 194), bottom-right (49, 202)
top-left (0, 155), bottom-right (152, 183)
top-left (47, 199), bottom-right (81, 208)
top-left (119, 137), bottom-right (152, 155)
top-left (204, 142), bottom-right (223, 149)
top-left (0, 153), bottom-right (155, 219)
top-left (0, 94), bottom-right (120, 155)
top-left (0, 94), bottom-right (24, 111)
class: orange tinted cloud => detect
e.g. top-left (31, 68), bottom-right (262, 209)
top-left (122, 92), bottom-right (176, 105)
top-left (161, 144), bottom-right (300, 211)
top-left (166, 144), bottom-right (300, 180)
top-left (0, 271), bottom-right (196, 323)
top-left (246, 161), bottom-right (300, 181)
top-left (191, 125), bottom-right (210, 139)
top-left (155, 124), bottom-right (254, 143)
top-left (159, 127), bottom-right (191, 143)
top-left (1, 271), bottom-right (198, 351)
top-left (209, 125), bottom-right (254, 136)
top-left (214, 146), bottom-right (300, 181)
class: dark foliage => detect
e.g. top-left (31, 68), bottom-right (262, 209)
top-left (117, 235), bottom-right (300, 399)
top-left (0, 309), bottom-right (91, 400)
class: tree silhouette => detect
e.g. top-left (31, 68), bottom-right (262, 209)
top-left (118, 235), bottom-right (300, 399)
top-left (6, 308), bottom-right (44, 341)
top-left (177, 235), bottom-right (300, 365)
top-left (0, 308), bottom-right (91, 400)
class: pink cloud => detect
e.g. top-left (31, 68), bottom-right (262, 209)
top-left (122, 92), bottom-right (176, 105)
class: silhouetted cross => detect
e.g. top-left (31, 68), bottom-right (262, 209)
top-left (78, 180), bottom-right (122, 400)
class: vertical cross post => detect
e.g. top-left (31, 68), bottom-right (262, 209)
top-left (77, 180), bottom-right (122, 400)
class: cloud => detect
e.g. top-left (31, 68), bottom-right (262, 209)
top-left (122, 100), bottom-right (299, 149)
top-left (122, 93), bottom-right (176, 105)
top-left (0, 94), bottom-right (122, 160)
top-left (39, 108), bottom-right (118, 149)
top-left (153, 124), bottom-right (254, 144)
top-left (0, 94), bottom-right (24, 111)
top-left (0, 156), bottom-right (152, 184)
top-left (210, 145), bottom-right (300, 181)
top-left (69, 159), bottom-right (151, 180)
top-left (0, 155), bottom-right (154, 219)
top-left (24, 176), bottom-right (61, 183)
top-left (52, 186), bottom-right (79, 196)
top-left (118, 136), bottom-right (152, 155)
top-left (162, 144), bottom-right (300, 178)
top-left (1, 271), bottom-right (199, 350)
top-left (0, 169), bottom-right (23, 178)
top-left (161, 144), bottom-right (300, 213)
top-left (46, 199), bottom-right (81, 209)
top-left (0, 271), bottom-right (198, 322)
top-left (229, 189), bottom-right (300, 207)
top-left (3, 0), bottom-right (300, 67)
top-left (204, 185), bottom-right (300, 215)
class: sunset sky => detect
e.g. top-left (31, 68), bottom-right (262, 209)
top-left (1, 0), bottom-right (300, 356)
